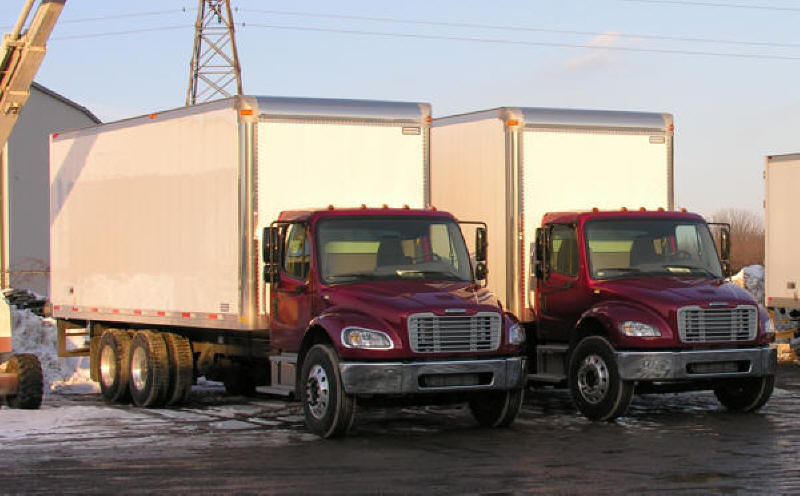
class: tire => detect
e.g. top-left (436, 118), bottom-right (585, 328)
top-left (223, 363), bottom-right (257, 396)
top-left (300, 344), bottom-right (356, 438)
top-left (5, 354), bottom-right (43, 409)
top-left (714, 375), bottom-right (775, 412)
top-left (89, 335), bottom-right (101, 382)
top-left (568, 336), bottom-right (633, 421)
top-left (163, 333), bottom-right (194, 406)
top-left (128, 331), bottom-right (170, 408)
top-left (98, 329), bottom-right (132, 403)
top-left (469, 388), bottom-right (524, 427)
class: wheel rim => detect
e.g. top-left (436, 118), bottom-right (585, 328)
top-left (305, 364), bottom-right (330, 420)
top-left (577, 354), bottom-right (610, 404)
top-left (130, 346), bottom-right (148, 392)
top-left (99, 345), bottom-right (117, 389)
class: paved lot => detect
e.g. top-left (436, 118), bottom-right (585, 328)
top-left (3, 365), bottom-right (800, 494)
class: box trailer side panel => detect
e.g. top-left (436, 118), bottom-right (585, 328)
top-left (50, 102), bottom-right (242, 326)
top-left (252, 98), bottom-right (431, 317)
top-left (430, 116), bottom-right (508, 305)
top-left (765, 154), bottom-right (800, 309)
top-left (521, 127), bottom-right (672, 314)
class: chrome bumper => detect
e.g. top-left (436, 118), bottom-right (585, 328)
top-left (339, 357), bottom-right (527, 395)
top-left (616, 347), bottom-right (777, 381)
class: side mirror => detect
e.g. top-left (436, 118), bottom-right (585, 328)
top-left (721, 260), bottom-right (732, 279)
top-left (262, 226), bottom-right (281, 284)
top-left (475, 262), bottom-right (487, 281)
top-left (534, 227), bottom-right (548, 280)
top-left (475, 227), bottom-right (487, 262)
top-left (720, 226), bottom-right (731, 262)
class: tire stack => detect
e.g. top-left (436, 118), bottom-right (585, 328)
top-left (96, 329), bottom-right (193, 408)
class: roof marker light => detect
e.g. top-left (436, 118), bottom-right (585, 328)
top-left (328, 205), bottom-right (334, 210)
top-left (360, 204), bottom-right (367, 209)
top-left (403, 204), bottom-right (410, 210)
top-left (680, 207), bottom-right (687, 212)
top-left (592, 207), bottom-right (599, 213)
top-left (657, 207), bottom-right (665, 212)
top-left (621, 207), bottom-right (628, 212)
top-left (382, 204), bottom-right (389, 209)
top-left (429, 205), bottom-right (437, 211)
top-left (639, 207), bottom-right (646, 212)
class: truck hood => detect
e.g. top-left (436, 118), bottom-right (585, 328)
top-left (596, 277), bottom-right (757, 318)
top-left (322, 280), bottom-right (501, 326)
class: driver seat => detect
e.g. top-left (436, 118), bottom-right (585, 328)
top-left (376, 236), bottom-right (408, 267)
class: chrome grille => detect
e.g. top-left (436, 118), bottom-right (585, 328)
top-left (677, 305), bottom-right (757, 343)
top-left (407, 312), bottom-right (501, 353)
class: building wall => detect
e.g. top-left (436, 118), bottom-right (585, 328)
top-left (6, 84), bottom-right (98, 295)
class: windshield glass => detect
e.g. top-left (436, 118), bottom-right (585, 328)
top-left (317, 217), bottom-right (473, 284)
top-left (584, 218), bottom-right (723, 280)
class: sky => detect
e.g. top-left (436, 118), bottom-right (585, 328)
top-left (2, 0), bottom-right (799, 219)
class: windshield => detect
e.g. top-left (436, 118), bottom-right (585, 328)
top-left (584, 218), bottom-right (723, 280)
top-left (317, 217), bottom-right (473, 284)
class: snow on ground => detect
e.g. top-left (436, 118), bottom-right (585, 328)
top-left (9, 308), bottom-right (96, 393)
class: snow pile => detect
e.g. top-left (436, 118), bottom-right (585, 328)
top-left (9, 308), bottom-right (96, 393)
top-left (731, 265), bottom-right (765, 305)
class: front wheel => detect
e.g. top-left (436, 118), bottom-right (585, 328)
top-left (568, 336), bottom-right (633, 421)
top-left (469, 388), bottom-right (524, 427)
top-left (300, 344), bottom-right (356, 438)
top-left (5, 354), bottom-right (43, 409)
top-left (714, 375), bottom-right (774, 412)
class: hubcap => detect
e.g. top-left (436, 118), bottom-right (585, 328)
top-left (99, 345), bottom-right (116, 389)
top-left (130, 346), bottom-right (148, 392)
top-left (305, 364), bottom-right (330, 419)
top-left (577, 354), bottom-right (610, 404)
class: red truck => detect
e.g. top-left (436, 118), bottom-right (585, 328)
top-left (531, 210), bottom-right (775, 420)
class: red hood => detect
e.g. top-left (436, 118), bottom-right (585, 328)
top-left (597, 277), bottom-right (756, 319)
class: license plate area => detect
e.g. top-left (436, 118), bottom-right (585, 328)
top-left (419, 372), bottom-right (493, 388)
top-left (686, 360), bottom-right (750, 375)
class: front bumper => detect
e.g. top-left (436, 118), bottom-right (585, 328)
top-left (339, 357), bottom-right (527, 395)
top-left (616, 347), bottom-right (777, 381)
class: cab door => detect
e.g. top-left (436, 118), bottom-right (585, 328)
top-left (270, 222), bottom-right (313, 351)
top-left (536, 223), bottom-right (588, 343)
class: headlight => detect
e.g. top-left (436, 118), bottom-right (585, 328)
top-left (618, 321), bottom-right (661, 337)
top-left (341, 327), bottom-right (394, 349)
top-left (508, 322), bottom-right (525, 345)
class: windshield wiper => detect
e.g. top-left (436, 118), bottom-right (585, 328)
top-left (661, 264), bottom-right (719, 278)
top-left (326, 272), bottom-right (383, 282)
top-left (395, 269), bottom-right (464, 281)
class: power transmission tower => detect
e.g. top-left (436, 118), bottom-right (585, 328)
top-left (186, 0), bottom-right (243, 106)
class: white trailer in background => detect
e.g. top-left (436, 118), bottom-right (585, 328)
top-left (765, 153), bottom-right (800, 313)
top-left (51, 95), bottom-right (430, 397)
top-left (430, 107), bottom-right (674, 320)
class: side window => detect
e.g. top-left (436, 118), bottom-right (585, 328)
top-left (549, 224), bottom-right (579, 278)
top-left (283, 224), bottom-right (310, 280)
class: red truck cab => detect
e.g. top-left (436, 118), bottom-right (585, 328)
top-left (264, 207), bottom-right (526, 437)
top-left (530, 210), bottom-right (776, 420)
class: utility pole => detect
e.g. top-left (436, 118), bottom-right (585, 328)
top-left (186, 0), bottom-right (243, 106)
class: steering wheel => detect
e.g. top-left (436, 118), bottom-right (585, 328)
top-left (674, 250), bottom-right (692, 261)
top-left (413, 253), bottom-right (443, 264)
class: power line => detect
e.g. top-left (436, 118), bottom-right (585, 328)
top-left (51, 25), bottom-right (187, 41)
top-left (243, 23), bottom-right (800, 61)
top-left (0, 8), bottom-right (191, 30)
top-left (239, 8), bottom-right (800, 49)
top-left (619, 0), bottom-right (800, 12)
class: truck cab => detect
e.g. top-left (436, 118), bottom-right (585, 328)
top-left (530, 210), bottom-right (776, 420)
top-left (264, 207), bottom-right (526, 437)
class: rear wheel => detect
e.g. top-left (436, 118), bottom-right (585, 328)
top-left (163, 333), bottom-right (194, 406)
top-left (714, 375), bottom-right (774, 412)
top-left (469, 388), bottom-right (524, 427)
top-left (5, 354), bottom-right (43, 409)
top-left (98, 329), bottom-right (132, 403)
top-left (300, 344), bottom-right (356, 438)
top-left (568, 336), bottom-right (633, 421)
top-left (128, 331), bottom-right (169, 408)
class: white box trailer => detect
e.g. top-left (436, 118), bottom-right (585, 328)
top-left (430, 107), bottom-right (673, 319)
top-left (50, 96), bottom-right (430, 332)
top-left (765, 153), bottom-right (800, 311)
